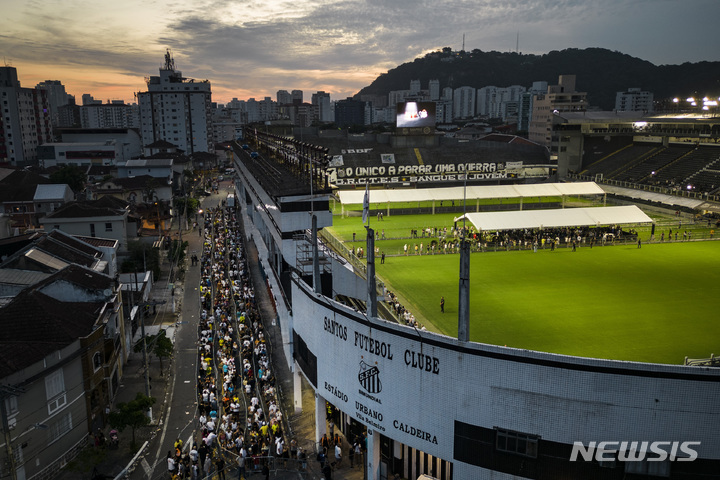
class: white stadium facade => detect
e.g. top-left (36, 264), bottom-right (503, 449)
top-left (229, 131), bottom-right (720, 480)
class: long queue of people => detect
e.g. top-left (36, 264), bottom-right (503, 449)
top-left (165, 207), bottom-right (297, 480)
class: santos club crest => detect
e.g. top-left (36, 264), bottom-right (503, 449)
top-left (358, 361), bottom-right (382, 394)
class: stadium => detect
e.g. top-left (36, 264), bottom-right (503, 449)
top-left (228, 114), bottom-right (720, 479)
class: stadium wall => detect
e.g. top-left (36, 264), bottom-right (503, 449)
top-left (290, 277), bottom-right (720, 479)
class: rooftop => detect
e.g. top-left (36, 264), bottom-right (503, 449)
top-left (0, 289), bottom-right (104, 378)
top-left (44, 197), bottom-right (129, 220)
top-left (34, 184), bottom-right (72, 201)
top-left (232, 142), bottom-right (332, 198)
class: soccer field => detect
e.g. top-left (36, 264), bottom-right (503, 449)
top-left (374, 241), bottom-right (720, 365)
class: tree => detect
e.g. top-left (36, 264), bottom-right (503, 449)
top-left (142, 177), bottom-right (159, 203)
top-left (134, 329), bottom-right (174, 376)
top-left (49, 165), bottom-right (87, 193)
top-left (108, 392), bottom-right (156, 449)
top-left (121, 241), bottom-right (161, 281)
top-left (174, 196), bottom-right (199, 217)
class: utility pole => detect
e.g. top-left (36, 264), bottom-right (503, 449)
top-left (1, 385), bottom-right (24, 480)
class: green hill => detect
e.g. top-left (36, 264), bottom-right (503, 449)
top-left (355, 47), bottom-right (720, 111)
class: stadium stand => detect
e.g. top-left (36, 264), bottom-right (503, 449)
top-left (613, 145), bottom-right (693, 183)
top-left (651, 145), bottom-right (720, 187)
top-left (581, 143), bottom-right (658, 178)
top-left (688, 165), bottom-right (720, 194)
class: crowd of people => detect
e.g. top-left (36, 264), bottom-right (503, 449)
top-left (167, 206), bottom-right (299, 479)
top-left (361, 223), bottom-right (640, 257)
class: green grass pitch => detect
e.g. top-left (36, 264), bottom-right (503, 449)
top-left (328, 213), bottom-right (720, 365)
top-left (376, 242), bottom-right (720, 364)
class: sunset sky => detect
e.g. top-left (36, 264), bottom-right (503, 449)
top-left (2, 0), bottom-right (718, 105)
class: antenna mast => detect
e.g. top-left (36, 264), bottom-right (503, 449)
top-left (516, 31), bottom-right (519, 53)
top-left (462, 34), bottom-right (465, 51)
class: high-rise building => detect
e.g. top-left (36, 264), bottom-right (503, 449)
top-left (311, 91), bottom-right (332, 123)
top-left (388, 90), bottom-right (412, 106)
top-left (453, 86), bottom-right (476, 119)
top-left (291, 90), bottom-right (303, 105)
top-left (409, 79), bottom-right (421, 95)
top-left (82, 93), bottom-right (102, 105)
top-left (276, 90), bottom-right (292, 105)
top-left (257, 97), bottom-right (277, 121)
top-left (335, 98), bottom-right (366, 127)
top-left (80, 101), bottom-right (138, 128)
top-left (137, 50), bottom-right (213, 154)
top-left (35, 80), bottom-right (70, 126)
top-left (615, 88), bottom-right (654, 112)
top-left (518, 81), bottom-right (548, 132)
top-left (0, 67), bottom-right (52, 166)
top-left (57, 96), bottom-right (81, 128)
top-left (477, 85), bottom-right (526, 119)
top-left (429, 79), bottom-right (440, 101)
top-left (529, 75), bottom-right (587, 149)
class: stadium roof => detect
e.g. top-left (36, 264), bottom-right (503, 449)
top-left (337, 182), bottom-right (605, 205)
top-left (600, 184), bottom-right (709, 210)
top-left (455, 205), bottom-right (653, 231)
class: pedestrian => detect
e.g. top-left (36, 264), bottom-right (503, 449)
top-left (167, 451), bottom-right (177, 476)
top-left (348, 441), bottom-right (355, 467)
top-left (440, 296), bottom-right (445, 313)
top-left (317, 448), bottom-right (327, 469)
top-left (262, 462), bottom-right (270, 480)
top-left (203, 455), bottom-right (212, 478)
top-left (236, 447), bottom-right (247, 479)
top-left (198, 443), bottom-right (208, 468)
top-left (334, 442), bottom-right (342, 467)
top-left (381, 252), bottom-right (385, 264)
top-left (215, 456), bottom-right (226, 480)
top-left (322, 463), bottom-right (333, 480)
top-left (637, 237), bottom-right (642, 249)
top-left (298, 447), bottom-right (307, 470)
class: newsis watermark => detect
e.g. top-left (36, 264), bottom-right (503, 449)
top-left (570, 441), bottom-right (701, 462)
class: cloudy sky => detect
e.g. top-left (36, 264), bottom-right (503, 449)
top-left (2, 0), bottom-right (718, 104)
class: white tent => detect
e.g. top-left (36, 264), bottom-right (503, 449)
top-left (455, 206), bottom-right (653, 231)
top-left (336, 182), bottom-right (605, 205)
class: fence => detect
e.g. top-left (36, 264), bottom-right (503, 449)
top-left (568, 173), bottom-right (720, 202)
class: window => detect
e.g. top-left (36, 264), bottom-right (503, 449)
top-left (90, 223), bottom-right (96, 237)
top-left (495, 428), bottom-right (539, 458)
top-left (4, 396), bottom-right (18, 415)
top-left (45, 369), bottom-right (64, 398)
top-left (93, 351), bottom-right (103, 371)
top-left (105, 222), bottom-right (112, 232)
top-left (45, 369), bottom-right (67, 414)
top-left (47, 412), bottom-right (72, 445)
